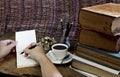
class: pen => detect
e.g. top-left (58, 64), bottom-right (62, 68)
top-left (65, 22), bottom-right (73, 38)
top-left (65, 22), bottom-right (70, 38)
top-left (20, 43), bottom-right (40, 54)
top-left (29, 44), bottom-right (37, 49)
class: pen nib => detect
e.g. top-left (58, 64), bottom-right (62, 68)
top-left (20, 52), bottom-right (24, 54)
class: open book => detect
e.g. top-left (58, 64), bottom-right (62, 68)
top-left (15, 30), bottom-right (38, 68)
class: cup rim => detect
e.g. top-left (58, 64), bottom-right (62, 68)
top-left (52, 43), bottom-right (68, 50)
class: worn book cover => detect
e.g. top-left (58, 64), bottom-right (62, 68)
top-left (79, 29), bottom-right (119, 52)
top-left (75, 43), bottom-right (120, 70)
top-left (79, 3), bottom-right (120, 36)
top-left (71, 59), bottom-right (119, 77)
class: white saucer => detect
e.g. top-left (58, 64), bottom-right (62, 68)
top-left (46, 50), bottom-right (73, 64)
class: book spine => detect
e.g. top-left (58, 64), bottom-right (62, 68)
top-left (71, 59), bottom-right (119, 77)
top-left (76, 45), bottom-right (120, 70)
top-left (72, 55), bottom-right (120, 75)
top-left (76, 51), bottom-right (120, 70)
top-left (78, 43), bottom-right (120, 60)
top-left (69, 65), bottom-right (99, 77)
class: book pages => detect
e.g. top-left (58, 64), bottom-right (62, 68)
top-left (72, 55), bottom-right (120, 75)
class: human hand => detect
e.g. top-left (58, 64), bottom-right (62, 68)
top-left (23, 43), bottom-right (46, 61)
top-left (0, 39), bottom-right (16, 60)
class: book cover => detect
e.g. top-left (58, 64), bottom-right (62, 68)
top-left (69, 65), bottom-right (99, 77)
top-left (71, 59), bottom-right (119, 77)
top-left (79, 29), bottom-right (119, 52)
top-left (75, 44), bottom-right (120, 70)
top-left (79, 3), bottom-right (120, 36)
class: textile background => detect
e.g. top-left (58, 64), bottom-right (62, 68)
top-left (0, 0), bottom-right (120, 40)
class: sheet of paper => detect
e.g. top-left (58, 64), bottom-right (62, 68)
top-left (16, 30), bottom-right (38, 68)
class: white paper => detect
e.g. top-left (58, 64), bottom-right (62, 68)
top-left (16, 30), bottom-right (38, 68)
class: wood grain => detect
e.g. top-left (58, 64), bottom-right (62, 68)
top-left (0, 32), bottom-right (85, 77)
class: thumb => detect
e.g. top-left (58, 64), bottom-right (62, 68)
top-left (7, 42), bottom-right (16, 50)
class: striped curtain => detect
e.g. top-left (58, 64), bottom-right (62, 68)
top-left (0, 0), bottom-right (119, 40)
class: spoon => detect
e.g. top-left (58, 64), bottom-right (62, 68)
top-left (61, 54), bottom-right (70, 64)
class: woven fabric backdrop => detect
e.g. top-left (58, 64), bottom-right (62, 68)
top-left (0, 0), bottom-right (120, 40)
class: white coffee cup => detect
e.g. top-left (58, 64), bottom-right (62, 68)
top-left (51, 43), bottom-right (68, 60)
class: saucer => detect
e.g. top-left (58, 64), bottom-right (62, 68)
top-left (46, 50), bottom-right (73, 64)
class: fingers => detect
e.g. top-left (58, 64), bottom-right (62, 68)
top-left (23, 42), bottom-right (36, 57)
top-left (1, 39), bottom-right (15, 45)
top-left (25, 42), bottom-right (36, 49)
top-left (23, 49), bottom-right (30, 57)
top-left (7, 42), bottom-right (16, 49)
top-left (6, 42), bottom-right (16, 52)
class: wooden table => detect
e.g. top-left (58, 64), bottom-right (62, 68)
top-left (0, 32), bottom-right (86, 77)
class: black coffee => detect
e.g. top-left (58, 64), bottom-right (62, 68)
top-left (53, 45), bottom-right (67, 50)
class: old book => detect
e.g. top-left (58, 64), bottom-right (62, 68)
top-left (79, 3), bottom-right (120, 36)
top-left (79, 29), bottom-right (119, 52)
top-left (15, 30), bottom-right (38, 68)
top-left (69, 66), bottom-right (99, 77)
top-left (71, 59), bottom-right (119, 77)
top-left (75, 43), bottom-right (120, 70)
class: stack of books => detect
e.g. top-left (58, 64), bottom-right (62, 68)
top-left (71, 44), bottom-right (120, 77)
top-left (79, 3), bottom-right (120, 53)
top-left (70, 3), bottom-right (120, 77)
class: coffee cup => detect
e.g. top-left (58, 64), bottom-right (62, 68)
top-left (51, 43), bottom-right (68, 60)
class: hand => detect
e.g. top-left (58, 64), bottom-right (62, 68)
top-left (0, 39), bottom-right (16, 60)
top-left (23, 43), bottom-right (45, 61)
top-left (24, 43), bottom-right (63, 77)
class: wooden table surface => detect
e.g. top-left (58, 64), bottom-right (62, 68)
top-left (0, 32), bottom-right (86, 77)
